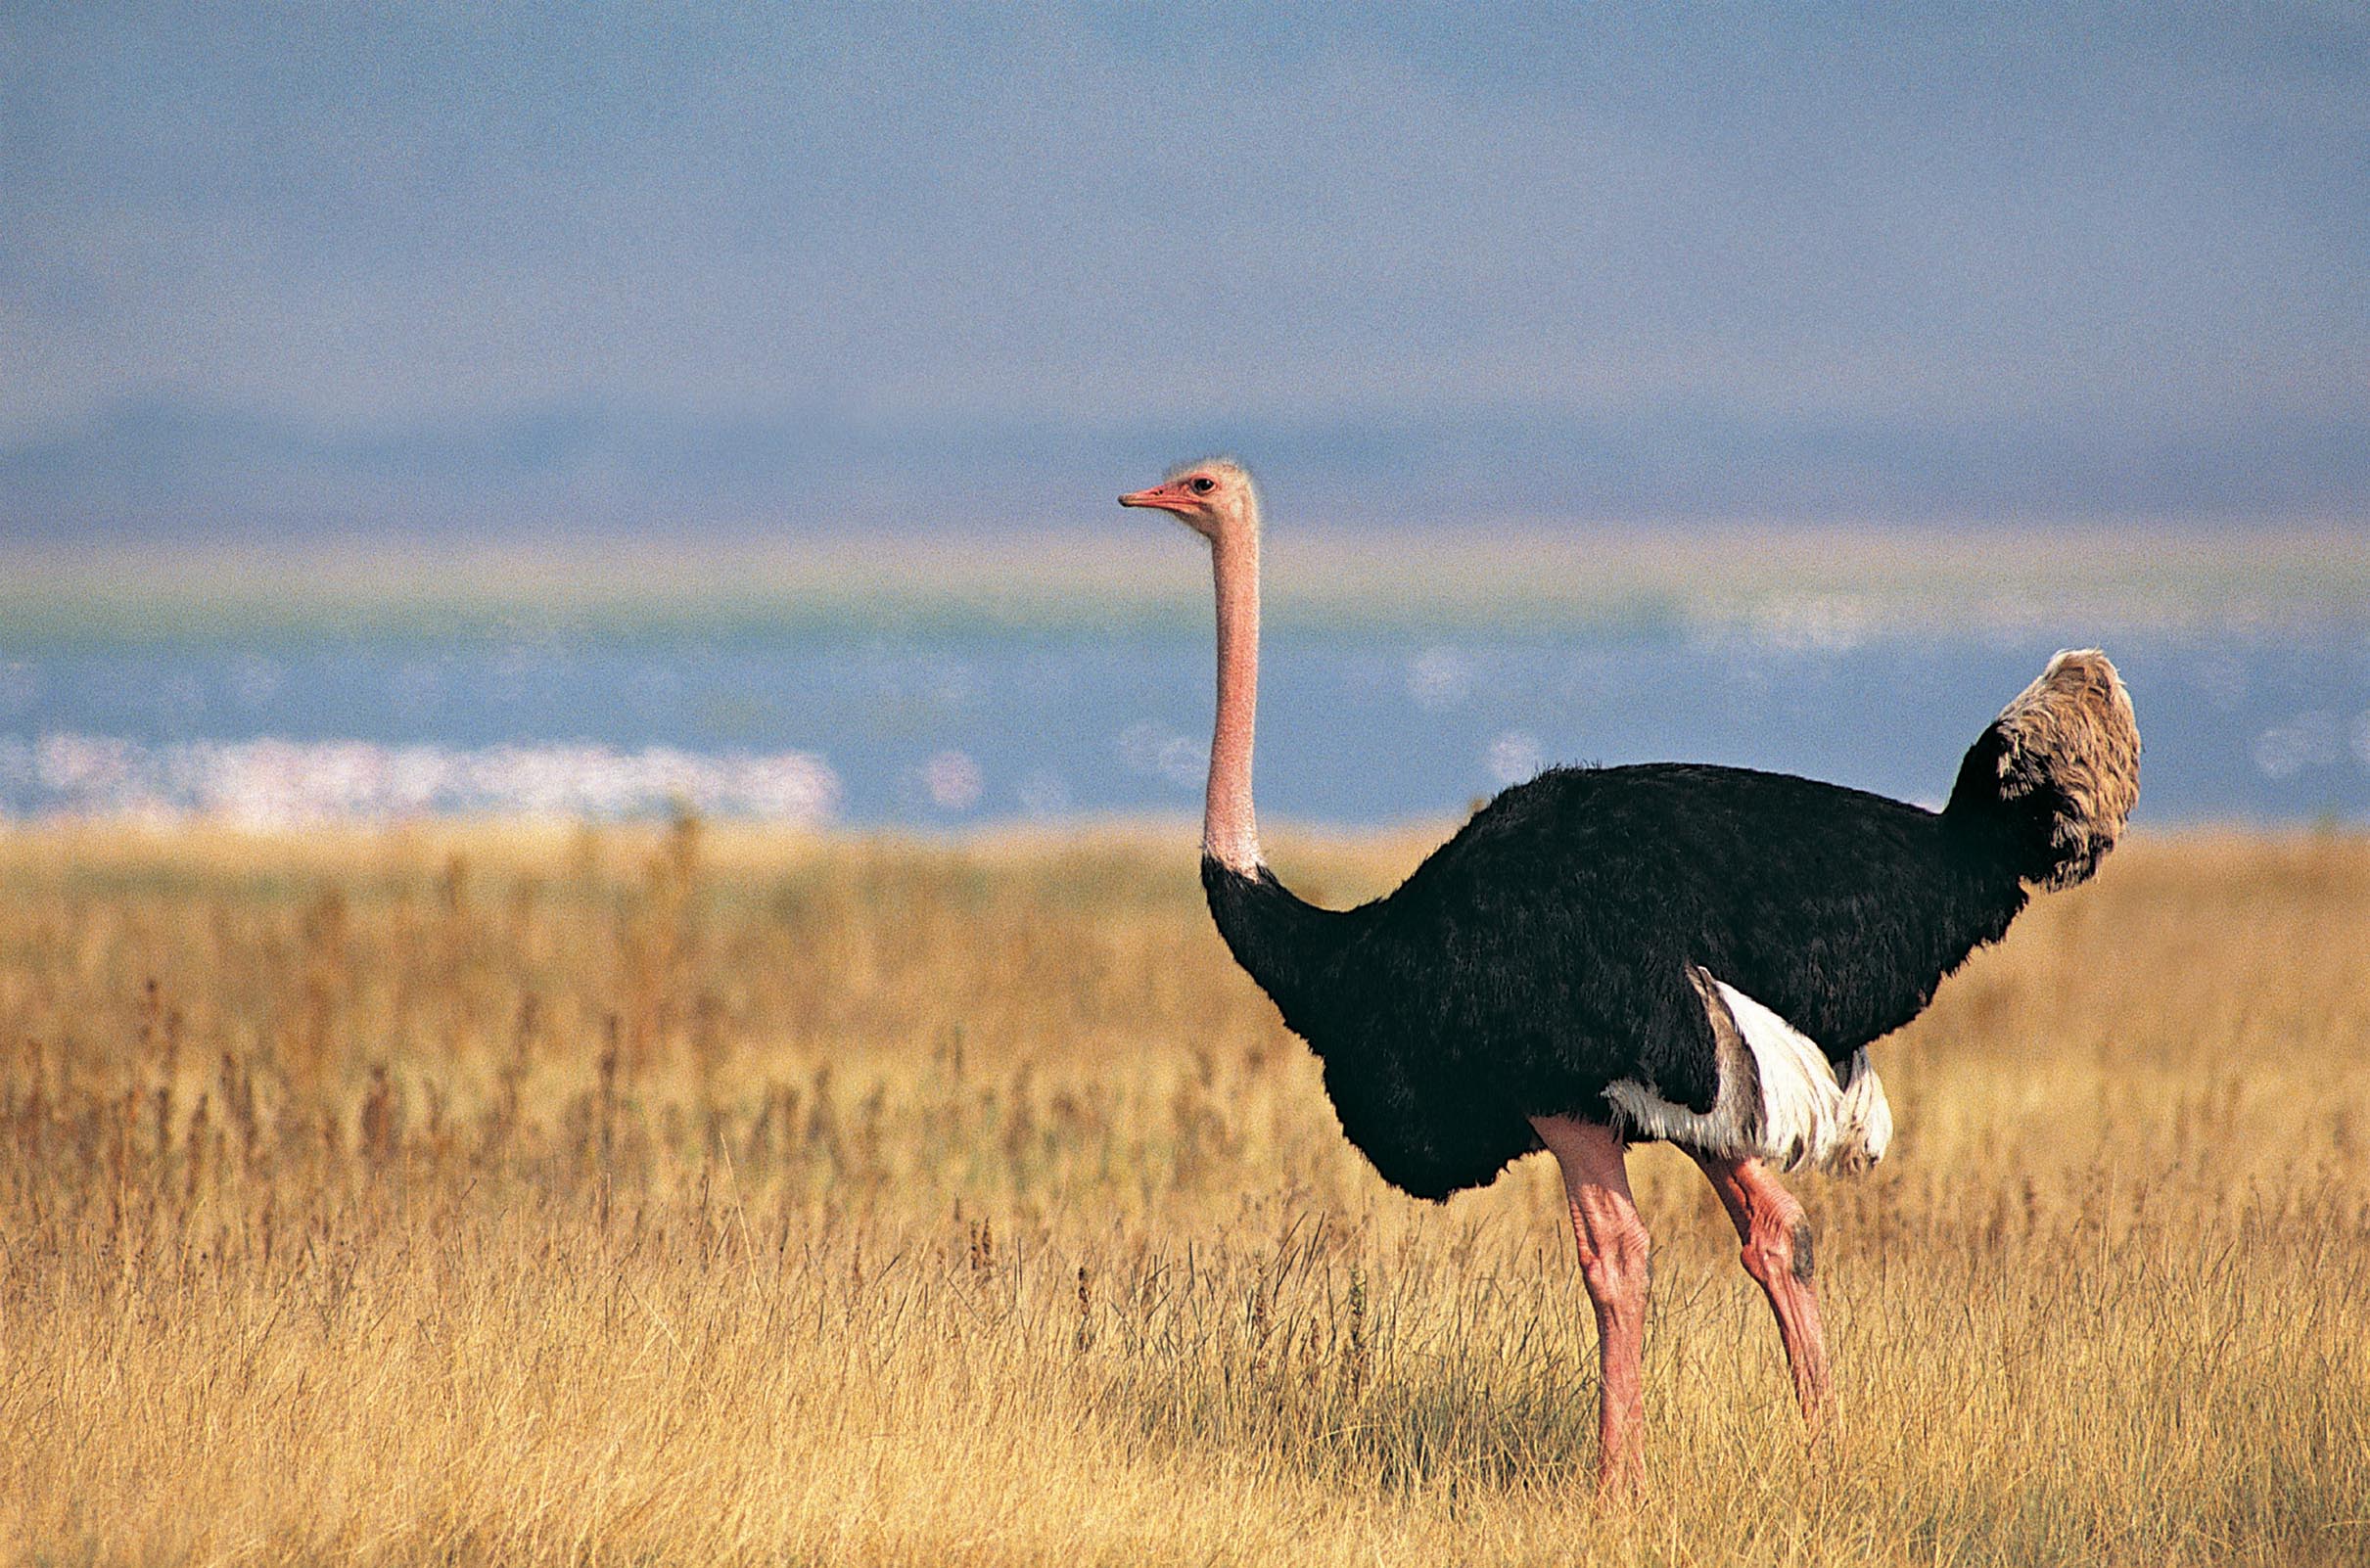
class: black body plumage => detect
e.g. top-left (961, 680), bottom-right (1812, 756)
top-left (1204, 760), bottom-right (2049, 1202)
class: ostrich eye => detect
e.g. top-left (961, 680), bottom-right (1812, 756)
top-left (1189, 477), bottom-right (1215, 494)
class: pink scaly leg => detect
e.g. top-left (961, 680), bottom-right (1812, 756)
top-left (1691, 1151), bottom-right (1831, 1422)
top-left (1530, 1114), bottom-right (1651, 1495)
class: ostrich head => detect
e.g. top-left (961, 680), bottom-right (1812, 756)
top-left (1118, 459), bottom-right (1258, 541)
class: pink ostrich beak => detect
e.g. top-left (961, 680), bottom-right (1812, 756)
top-left (1118, 484), bottom-right (1195, 515)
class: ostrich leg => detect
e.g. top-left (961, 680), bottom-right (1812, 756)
top-left (1692, 1152), bottom-right (1831, 1420)
top-left (1530, 1114), bottom-right (1651, 1493)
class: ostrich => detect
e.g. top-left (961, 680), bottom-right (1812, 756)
top-left (1118, 458), bottom-right (2138, 1491)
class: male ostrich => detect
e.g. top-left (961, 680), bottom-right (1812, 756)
top-left (1119, 459), bottom-right (2138, 1491)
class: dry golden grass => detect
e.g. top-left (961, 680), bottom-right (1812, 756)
top-left (1, 818), bottom-right (2365, 1566)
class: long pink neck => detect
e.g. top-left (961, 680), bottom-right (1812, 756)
top-left (1204, 520), bottom-right (1264, 872)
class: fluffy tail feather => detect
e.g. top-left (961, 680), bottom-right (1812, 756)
top-left (1944, 649), bottom-right (2139, 891)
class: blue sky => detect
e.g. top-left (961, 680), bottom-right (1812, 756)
top-left (4, 3), bottom-right (2364, 536)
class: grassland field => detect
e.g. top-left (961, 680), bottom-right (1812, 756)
top-left (1, 817), bottom-right (2365, 1566)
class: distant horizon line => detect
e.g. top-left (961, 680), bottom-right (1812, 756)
top-left (5, 518), bottom-right (2366, 642)
top-left (7, 392), bottom-right (2362, 540)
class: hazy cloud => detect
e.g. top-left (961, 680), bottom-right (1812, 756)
top-left (4, 3), bottom-right (2364, 532)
